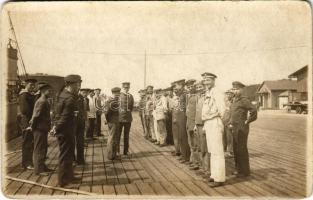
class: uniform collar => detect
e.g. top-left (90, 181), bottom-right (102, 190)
top-left (19, 88), bottom-right (32, 95)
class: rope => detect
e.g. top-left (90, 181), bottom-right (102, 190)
top-left (5, 176), bottom-right (98, 195)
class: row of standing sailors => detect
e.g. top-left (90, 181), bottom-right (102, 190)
top-left (137, 72), bottom-right (257, 187)
top-left (17, 75), bottom-right (136, 187)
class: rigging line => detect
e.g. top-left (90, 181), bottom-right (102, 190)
top-left (7, 11), bottom-right (28, 77)
top-left (19, 41), bottom-right (308, 56)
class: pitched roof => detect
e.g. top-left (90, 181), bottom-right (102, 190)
top-left (258, 79), bottom-right (298, 92)
top-left (288, 65), bottom-right (308, 78)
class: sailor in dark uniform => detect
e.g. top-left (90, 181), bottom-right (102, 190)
top-left (105, 87), bottom-right (121, 160)
top-left (18, 78), bottom-right (37, 170)
top-left (172, 79), bottom-right (191, 163)
top-left (117, 82), bottom-right (134, 156)
top-left (138, 89), bottom-right (148, 138)
top-left (34, 81), bottom-right (48, 102)
top-left (54, 74), bottom-right (82, 187)
top-left (74, 88), bottom-right (88, 165)
top-left (228, 81), bottom-right (257, 178)
top-left (185, 79), bottom-right (200, 170)
top-left (28, 83), bottom-right (54, 175)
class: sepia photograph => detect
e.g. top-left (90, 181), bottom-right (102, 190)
top-left (1, 1), bottom-right (312, 198)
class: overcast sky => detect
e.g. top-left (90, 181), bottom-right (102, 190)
top-left (2, 1), bottom-right (312, 100)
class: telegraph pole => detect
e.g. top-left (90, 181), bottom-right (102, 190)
top-left (144, 50), bottom-right (147, 88)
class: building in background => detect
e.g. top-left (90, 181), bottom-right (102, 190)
top-left (288, 65), bottom-right (308, 102)
top-left (257, 66), bottom-right (308, 110)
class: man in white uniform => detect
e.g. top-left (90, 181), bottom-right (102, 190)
top-left (152, 89), bottom-right (161, 145)
top-left (201, 72), bottom-right (226, 187)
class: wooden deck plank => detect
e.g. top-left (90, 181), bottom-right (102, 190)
top-left (78, 140), bottom-right (92, 193)
top-left (182, 181), bottom-right (207, 196)
top-left (135, 182), bottom-right (156, 195)
top-left (171, 181), bottom-right (194, 196)
top-left (192, 180), bottom-right (223, 196)
top-left (114, 184), bottom-right (128, 195)
top-left (149, 182), bottom-right (169, 195)
top-left (125, 183), bottom-right (141, 195)
top-left (91, 137), bottom-right (106, 194)
top-left (102, 185), bottom-right (116, 195)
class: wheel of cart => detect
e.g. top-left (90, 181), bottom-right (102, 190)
top-left (296, 106), bottom-right (303, 114)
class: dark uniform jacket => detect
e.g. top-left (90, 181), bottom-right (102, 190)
top-left (29, 95), bottom-right (51, 132)
top-left (195, 93), bottom-right (205, 125)
top-left (172, 91), bottom-right (187, 123)
top-left (77, 94), bottom-right (87, 123)
top-left (18, 89), bottom-right (36, 129)
top-left (186, 94), bottom-right (197, 120)
top-left (186, 94), bottom-right (197, 131)
top-left (118, 92), bottom-right (134, 123)
top-left (105, 96), bottom-right (120, 123)
top-left (229, 96), bottom-right (257, 126)
top-left (54, 90), bottom-right (78, 134)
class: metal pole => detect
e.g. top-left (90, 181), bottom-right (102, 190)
top-left (144, 50), bottom-right (146, 88)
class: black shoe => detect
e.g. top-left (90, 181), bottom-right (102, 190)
top-left (209, 181), bottom-right (224, 187)
top-left (37, 171), bottom-right (51, 176)
top-left (77, 161), bottom-right (85, 165)
top-left (190, 165), bottom-right (199, 170)
top-left (43, 167), bottom-right (54, 172)
top-left (232, 171), bottom-right (238, 175)
top-left (208, 177), bottom-right (214, 182)
top-left (236, 173), bottom-right (250, 178)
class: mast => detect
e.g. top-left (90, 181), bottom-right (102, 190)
top-left (144, 50), bottom-right (147, 88)
top-left (8, 11), bottom-right (27, 77)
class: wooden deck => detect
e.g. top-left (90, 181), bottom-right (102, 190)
top-left (3, 111), bottom-right (308, 198)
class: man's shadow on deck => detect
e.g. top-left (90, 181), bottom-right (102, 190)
top-left (226, 167), bottom-right (288, 185)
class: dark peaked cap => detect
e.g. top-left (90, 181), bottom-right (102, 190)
top-left (37, 81), bottom-right (48, 86)
top-left (185, 79), bottom-right (197, 85)
top-left (24, 78), bottom-right (37, 83)
top-left (232, 81), bottom-right (246, 89)
top-left (225, 89), bottom-right (234, 94)
top-left (111, 87), bottom-right (121, 93)
top-left (201, 72), bottom-right (217, 79)
top-left (146, 85), bottom-right (154, 89)
top-left (175, 79), bottom-right (185, 85)
top-left (122, 82), bottom-right (130, 86)
top-left (38, 83), bottom-right (52, 90)
top-left (64, 74), bottom-right (82, 83)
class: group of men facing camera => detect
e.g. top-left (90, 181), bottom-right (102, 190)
top-left (137, 72), bottom-right (257, 187)
top-left (17, 71), bottom-right (257, 188)
top-left (18, 75), bottom-right (134, 187)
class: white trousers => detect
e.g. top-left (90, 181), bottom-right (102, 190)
top-left (204, 117), bottom-right (226, 182)
top-left (153, 111), bottom-right (160, 142)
